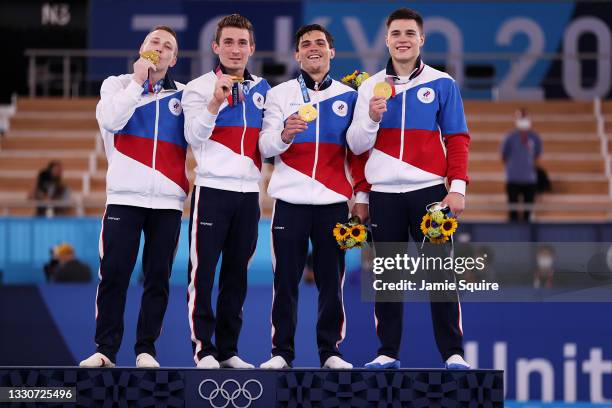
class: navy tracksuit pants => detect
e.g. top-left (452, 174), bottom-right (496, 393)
top-left (187, 186), bottom-right (259, 363)
top-left (369, 184), bottom-right (464, 361)
top-left (270, 200), bottom-right (348, 366)
top-left (95, 204), bottom-right (182, 363)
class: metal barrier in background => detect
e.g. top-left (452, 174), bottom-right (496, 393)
top-left (24, 49), bottom-right (611, 100)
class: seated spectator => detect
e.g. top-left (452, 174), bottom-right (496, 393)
top-left (50, 243), bottom-right (92, 283)
top-left (33, 161), bottom-right (70, 217)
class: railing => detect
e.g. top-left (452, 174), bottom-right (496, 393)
top-left (24, 49), bottom-right (611, 99)
top-left (0, 198), bottom-right (88, 217)
top-left (594, 98), bottom-right (612, 196)
top-left (1, 199), bottom-right (611, 220)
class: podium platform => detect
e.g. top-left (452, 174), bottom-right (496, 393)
top-left (0, 367), bottom-right (503, 407)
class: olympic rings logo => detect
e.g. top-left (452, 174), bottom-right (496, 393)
top-left (198, 379), bottom-right (263, 408)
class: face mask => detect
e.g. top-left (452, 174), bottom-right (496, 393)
top-left (537, 255), bottom-right (553, 269)
top-left (516, 118), bottom-right (531, 131)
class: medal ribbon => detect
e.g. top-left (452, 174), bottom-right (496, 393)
top-left (141, 78), bottom-right (164, 95)
top-left (297, 74), bottom-right (311, 104)
top-left (384, 76), bottom-right (397, 98)
top-left (215, 66), bottom-right (246, 107)
top-left (297, 73), bottom-right (331, 104)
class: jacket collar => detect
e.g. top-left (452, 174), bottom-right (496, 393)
top-left (299, 69), bottom-right (333, 91)
top-left (162, 71), bottom-right (177, 90)
top-left (385, 56), bottom-right (425, 82)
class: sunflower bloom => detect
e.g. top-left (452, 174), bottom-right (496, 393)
top-left (420, 214), bottom-right (432, 235)
top-left (333, 223), bottom-right (349, 241)
top-left (350, 224), bottom-right (367, 243)
top-left (440, 218), bottom-right (458, 237)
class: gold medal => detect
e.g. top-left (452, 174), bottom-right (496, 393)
top-left (231, 76), bottom-right (244, 83)
top-left (373, 82), bottom-right (393, 99)
top-left (298, 104), bottom-right (318, 122)
top-left (140, 50), bottom-right (160, 65)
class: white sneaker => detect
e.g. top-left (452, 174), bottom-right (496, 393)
top-left (260, 356), bottom-right (289, 369)
top-left (445, 354), bottom-right (470, 369)
top-left (323, 356), bottom-right (353, 369)
top-left (79, 352), bottom-right (115, 368)
top-left (220, 356), bottom-right (255, 369)
top-left (364, 355), bottom-right (400, 369)
top-left (136, 353), bottom-right (160, 368)
top-left (197, 355), bottom-right (220, 369)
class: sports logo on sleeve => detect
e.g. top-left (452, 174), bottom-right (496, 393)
top-left (417, 87), bottom-right (435, 104)
top-left (332, 100), bottom-right (348, 117)
top-left (252, 92), bottom-right (265, 109)
top-left (168, 98), bottom-right (182, 116)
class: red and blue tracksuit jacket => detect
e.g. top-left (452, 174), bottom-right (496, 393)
top-left (259, 70), bottom-right (370, 205)
top-left (96, 72), bottom-right (188, 210)
top-left (347, 58), bottom-right (469, 196)
top-left (182, 68), bottom-right (271, 193)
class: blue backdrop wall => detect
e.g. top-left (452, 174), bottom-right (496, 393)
top-left (2, 218), bottom-right (612, 285)
top-left (87, 0), bottom-right (612, 100)
top-left (1, 220), bottom-right (612, 403)
top-left (1, 284), bottom-right (611, 403)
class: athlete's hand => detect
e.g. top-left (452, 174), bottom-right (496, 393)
top-left (133, 57), bottom-right (157, 86)
top-left (281, 114), bottom-right (308, 144)
top-left (441, 192), bottom-right (465, 217)
top-left (368, 96), bottom-right (387, 123)
top-left (208, 75), bottom-right (234, 114)
top-left (351, 203), bottom-right (370, 224)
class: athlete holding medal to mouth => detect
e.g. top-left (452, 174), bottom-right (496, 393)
top-left (81, 26), bottom-right (187, 369)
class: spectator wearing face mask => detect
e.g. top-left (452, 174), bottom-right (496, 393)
top-left (533, 245), bottom-right (555, 289)
top-left (500, 108), bottom-right (543, 222)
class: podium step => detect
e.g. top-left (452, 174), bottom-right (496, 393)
top-left (0, 367), bottom-right (503, 407)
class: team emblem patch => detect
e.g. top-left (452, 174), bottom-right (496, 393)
top-left (332, 100), bottom-right (348, 117)
top-left (417, 87), bottom-right (435, 104)
top-left (168, 98), bottom-right (182, 116)
top-left (252, 92), bottom-right (265, 109)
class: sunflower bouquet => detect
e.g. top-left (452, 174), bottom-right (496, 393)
top-left (333, 216), bottom-right (368, 250)
top-left (420, 202), bottom-right (458, 244)
top-left (341, 70), bottom-right (370, 89)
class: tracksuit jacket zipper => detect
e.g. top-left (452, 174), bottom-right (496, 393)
top-left (311, 82), bottom-right (320, 179)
